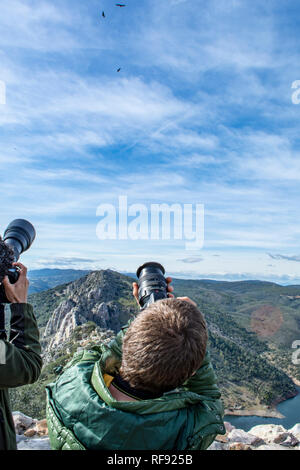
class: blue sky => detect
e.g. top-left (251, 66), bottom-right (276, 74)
top-left (1, 0), bottom-right (300, 283)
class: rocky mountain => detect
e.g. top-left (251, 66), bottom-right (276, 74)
top-left (42, 270), bottom-right (137, 354)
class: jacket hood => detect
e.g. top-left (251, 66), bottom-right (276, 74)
top-left (91, 361), bottom-right (213, 415)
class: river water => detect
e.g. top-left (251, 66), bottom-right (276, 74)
top-left (225, 387), bottom-right (300, 432)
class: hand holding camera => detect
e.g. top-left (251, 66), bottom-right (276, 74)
top-left (134, 261), bottom-right (196, 308)
top-left (2, 262), bottom-right (29, 304)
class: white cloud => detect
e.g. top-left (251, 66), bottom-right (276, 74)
top-left (0, 0), bottom-right (300, 280)
top-left (0, 0), bottom-right (107, 52)
top-left (178, 256), bottom-right (204, 263)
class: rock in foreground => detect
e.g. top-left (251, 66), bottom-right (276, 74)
top-left (13, 412), bottom-right (51, 451)
top-left (208, 421), bottom-right (300, 450)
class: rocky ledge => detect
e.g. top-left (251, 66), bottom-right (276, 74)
top-left (13, 411), bottom-right (51, 450)
top-left (208, 421), bottom-right (300, 450)
top-left (13, 411), bottom-right (300, 451)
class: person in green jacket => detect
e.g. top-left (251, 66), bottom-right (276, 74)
top-left (0, 238), bottom-right (43, 450)
top-left (46, 279), bottom-right (225, 450)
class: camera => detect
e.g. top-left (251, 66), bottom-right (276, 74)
top-left (136, 262), bottom-right (168, 309)
top-left (0, 219), bottom-right (36, 303)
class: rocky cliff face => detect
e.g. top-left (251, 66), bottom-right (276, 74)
top-left (43, 269), bottom-right (136, 352)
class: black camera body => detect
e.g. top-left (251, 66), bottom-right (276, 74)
top-left (0, 219), bottom-right (36, 303)
top-left (136, 262), bottom-right (168, 309)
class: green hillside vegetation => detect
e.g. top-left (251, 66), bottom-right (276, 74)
top-left (173, 278), bottom-right (300, 350)
top-left (173, 277), bottom-right (300, 406)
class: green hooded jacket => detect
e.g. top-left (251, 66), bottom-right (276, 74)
top-left (46, 320), bottom-right (225, 450)
top-left (0, 303), bottom-right (43, 450)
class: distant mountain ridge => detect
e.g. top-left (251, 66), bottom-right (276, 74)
top-left (28, 268), bottom-right (91, 293)
top-left (28, 268), bottom-right (300, 295)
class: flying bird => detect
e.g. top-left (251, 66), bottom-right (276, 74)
top-left (116, 4), bottom-right (126, 7)
top-left (117, 68), bottom-right (121, 72)
top-left (102, 11), bottom-right (105, 18)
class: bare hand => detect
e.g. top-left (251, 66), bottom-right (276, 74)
top-left (132, 277), bottom-right (174, 305)
top-left (2, 262), bottom-right (29, 304)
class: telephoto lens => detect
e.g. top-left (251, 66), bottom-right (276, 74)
top-left (136, 262), bottom-right (168, 309)
top-left (0, 219), bottom-right (36, 303)
top-left (3, 219), bottom-right (36, 264)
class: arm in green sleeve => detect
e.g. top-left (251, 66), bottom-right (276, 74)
top-left (0, 303), bottom-right (42, 388)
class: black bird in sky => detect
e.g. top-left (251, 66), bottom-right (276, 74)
top-left (117, 68), bottom-right (121, 72)
top-left (102, 11), bottom-right (105, 18)
top-left (116, 4), bottom-right (126, 7)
